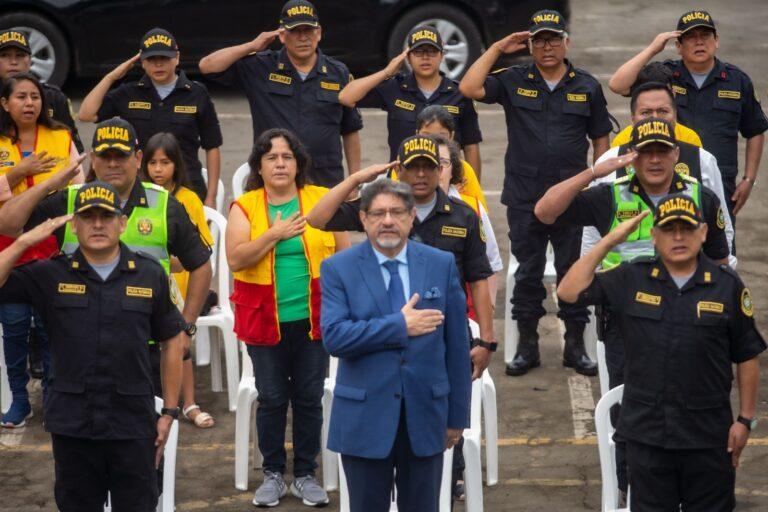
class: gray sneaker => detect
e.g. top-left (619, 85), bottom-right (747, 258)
top-left (252, 471), bottom-right (287, 507)
top-left (290, 475), bottom-right (329, 507)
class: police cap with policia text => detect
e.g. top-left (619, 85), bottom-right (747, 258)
top-left (407, 25), bottom-right (443, 52)
top-left (92, 117), bottom-right (138, 156)
top-left (140, 28), bottom-right (179, 59)
top-left (0, 30), bottom-right (31, 54)
top-left (528, 9), bottom-right (567, 36)
top-left (397, 135), bottom-right (439, 167)
top-left (280, 0), bottom-right (319, 29)
top-left (74, 181), bottom-right (122, 215)
top-left (677, 10), bottom-right (716, 35)
top-left (654, 193), bottom-right (702, 227)
top-left (630, 117), bottom-right (677, 150)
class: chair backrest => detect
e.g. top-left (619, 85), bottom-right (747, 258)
top-left (596, 340), bottom-right (609, 397)
top-left (201, 168), bottom-right (226, 213)
top-left (203, 206), bottom-right (231, 307)
top-left (595, 384), bottom-right (624, 512)
top-left (233, 162), bottom-right (250, 200)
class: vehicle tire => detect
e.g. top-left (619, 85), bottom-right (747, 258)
top-left (0, 11), bottom-right (70, 86)
top-left (387, 3), bottom-right (483, 80)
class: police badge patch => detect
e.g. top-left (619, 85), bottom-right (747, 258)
top-left (741, 287), bottom-right (753, 317)
top-left (138, 218), bottom-right (153, 235)
top-left (674, 163), bottom-right (690, 176)
top-left (716, 207), bottom-right (725, 230)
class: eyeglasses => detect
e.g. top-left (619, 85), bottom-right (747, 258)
top-left (410, 47), bottom-right (441, 58)
top-left (657, 222), bottom-right (698, 233)
top-left (439, 158), bottom-right (452, 169)
top-left (531, 37), bottom-right (564, 49)
top-left (365, 208), bottom-right (411, 221)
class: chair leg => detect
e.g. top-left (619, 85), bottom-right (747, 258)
top-left (235, 381), bottom-right (256, 491)
top-left (159, 419), bottom-right (179, 512)
top-left (222, 324), bottom-right (240, 412)
top-left (481, 374), bottom-right (499, 486)
top-left (210, 329), bottom-right (223, 393)
top-left (439, 447), bottom-right (454, 512)
top-left (321, 385), bottom-right (338, 491)
top-left (0, 335), bottom-right (10, 415)
top-left (195, 327), bottom-right (211, 366)
top-left (463, 432), bottom-right (484, 512)
top-left (503, 263), bottom-right (517, 365)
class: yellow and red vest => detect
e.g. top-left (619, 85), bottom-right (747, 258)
top-left (230, 185), bottom-right (335, 345)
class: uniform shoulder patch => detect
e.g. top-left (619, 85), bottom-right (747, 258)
top-left (613, 174), bottom-right (632, 184)
top-left (679, 173), bottom-right (698, 183)
top-left (716, 206), bottom-right (726, 229)
top-left (741, 287), bottom-right (754, 317)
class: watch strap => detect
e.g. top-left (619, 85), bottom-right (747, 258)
top-left (473, 338), bottom-right (498, 352)
top-left (737, 415), bottom-right (756, 431)
top-left (161, 407), bottom-right (180, 419)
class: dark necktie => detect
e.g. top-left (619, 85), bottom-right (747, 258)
top-left (383, 260), bottom-right (406, 312)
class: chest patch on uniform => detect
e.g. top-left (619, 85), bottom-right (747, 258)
top-left (58, 283), bottom-right (85, 295)
top-left (635, 291), bottom-right (661, 306)
top-left (444, 105), bottom-right (460, 114)
top-left (697, 301), bottom-right (724, 316)
top-left (0, 150), bottom-right (10, 161)
top-left (441, 226), bottom-right (467, 238)
top-left (126, 286), bottom-right (153, 299)
top-left (174, 105), bottom-right (197, 114)
top-left (674, 163), bottom-right (690, 175)
top-left (128, 101), bottom-right (152, 110)
top-left (566, 93), bottom-right (587, 102)
top-left (394, 99), bottom-right (415, 111)
top-left (718, 90), bottom-right (741, 100)
top-left (741, 288), bottom-right (753, 317)
top-left (268, 73), bottom-right (292, 85)
top-left (516, 88), bottom-right (538, 98)
top-left (716, 207), bottom-right (726, 229)
top-left (320, 81), bottom-right (340, 91)
top-left (137, 218), bottom-right (153, 235)
top-left (616, 208), bottom-right (640, 220)
top-left (672, 85), bottom-right (687, 95)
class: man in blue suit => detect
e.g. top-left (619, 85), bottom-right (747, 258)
top-left (321, 178), bottom-right (471, 511)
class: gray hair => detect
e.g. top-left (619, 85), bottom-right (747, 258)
top-left (359, 178), bottom-right (414, 212)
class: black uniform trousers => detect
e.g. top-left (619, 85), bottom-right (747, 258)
top-left (506, 209), bottom-right (589, 323)
top-left (626, 440), bottom-right (735, 512)
top-left (52, 433), bottom-right (157, 512)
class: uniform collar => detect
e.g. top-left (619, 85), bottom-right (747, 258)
top-left (69, 243), bottom-right (138, 277)
top-left (675, 58), bottom-right (728, 88)
top-left (136, 70), bottom-right (191, 91)
top-left (648, 254), bottom-right (717, 287)
top-left (402, 72), bottom-right (455, 94)
top-left (276, 47), bottom-right (329, 77)
top-left (525, 59), bottom-right (576, 87)
top-left (433, 187), bottom-right (453, 215)
top-left (123, 178), bottom-right (149, 215)
top-left (628, 170), bottom-right (688, 200)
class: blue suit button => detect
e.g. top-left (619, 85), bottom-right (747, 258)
top-left (394, 393), bottom-right (401, 399)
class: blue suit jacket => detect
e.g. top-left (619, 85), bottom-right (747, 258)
top-left (321, 240), bottom-right (471, 459)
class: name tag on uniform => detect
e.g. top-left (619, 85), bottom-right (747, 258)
top-left (58, 283), bottom-right (85, 294)
top-left (635, 291), bottom-right (661, 306)
top-left (697, 301), bottom-right (724, 317)
top-left (394, 99), bottom-right (415, 111)
top-left (672, 85), bottom-right (687, 95)
top-left (567, 93), bottom-right (587, 102)
top-left (444, 105), bottom-right (460, 114)
top-left (320, 81), bottom-right (340, 91)
top-left (616, 208), bottom-right (640, 220)
top-left (126, 286), bottom-right (153, 298)
top-left (516, 87), bottom-right (538, 98)
top-left (268, 73), bottom-right (292, 85)
top-left (718, 90), bottom-right (741, 100)
top-left (441, 226), bottom-right (467, 238)
top-left (174, 105), bottom-right (197, 114)
top-left (128, 101), bottom-right (151, 110)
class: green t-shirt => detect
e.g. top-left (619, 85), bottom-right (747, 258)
top-left (268, 197), bottom-right (310, 322)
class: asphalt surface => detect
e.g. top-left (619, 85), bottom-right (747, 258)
top-left (2, 0), bottom-right (768, 510)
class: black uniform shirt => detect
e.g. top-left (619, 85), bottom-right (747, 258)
top-left (480, 61), bottom-right (612, 210)
top-left (42, 82), bottom-right (84, 153)
top-left (358, 72), bottom-right (482, 161)
top-left (0, 245), bottom-right (184, 439)
top-left (208, 48), bottom-right (363, 187)
top-left (664, 58), bottom-right (768, 179)
top-left (324, 187), bottom-right (492, 285)
top-left (558, 172), bottom-right (730, 261)
top-left (96, 71), bottom-right (223, 187)
top-left (26, 179), bottom-right (211, 271)
top-left (576, 255), bottom-right (765, 449)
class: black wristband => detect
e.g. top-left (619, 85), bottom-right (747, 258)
top-left (472, 338), bottom-right (497, 352)
top-left (161, 407), bottom-right (180, 419)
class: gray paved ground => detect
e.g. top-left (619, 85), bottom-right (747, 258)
top-left (2, 0), bottom-right (768, 510)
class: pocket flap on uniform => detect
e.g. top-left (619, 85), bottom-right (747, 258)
top-left (53, 295), bottom-right (89, 308)
top-left (562, 101), bottom-right (590, 116)
top-left (116, 381), bottom-right (153, 396)
top-left (686, 393), bottom-right (729, 410)
top-left (333, 384), bottom-right (367, 401)
top-left (432, 381), bottom-right (451, 398)
top-left (694, 314), bottom-right (729, 326)
top-left (624, 386), bottom-right (656, 406)
top-left (508, 160), bottom-right (538, 177)
top-left (626, 303), bottom-right (663, 321)
top-left (51, 380), bottom-right (86, 393)
top-left (713, 97), bottom-right (741, 113)
top-left (122, 298), bottom-right (152, 313)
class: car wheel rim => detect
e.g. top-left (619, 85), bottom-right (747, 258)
top-left (403, 18), bottom-right (469, 80)
top-left (12, 26), bottom-right (56, 83)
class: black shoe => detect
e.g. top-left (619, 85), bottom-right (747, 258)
top-left (562, 320), bottom-right (598, 376)
top-left (506, 320), bottom-right (540, 376)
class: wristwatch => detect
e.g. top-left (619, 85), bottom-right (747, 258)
top-left (737, 415), bottom-right (757, 431)
top-left (472, 338), bottom-right (498, 352)
top-left (161, 407), bottom-right (180, 419)
top-left (183, 322), bottom-right (197, 336)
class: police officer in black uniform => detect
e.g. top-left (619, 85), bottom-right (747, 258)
top-left (78, 28), bottom-right (223, 205)
top-left (200, 0), bottom-right (362, 187)
top-left (460, 10), bottom-right (613, 376)
top-left (337, 25), bottom-right (483, 176)
top-left (0, 29), bottom-right (83, 152)
top-left (609, 10), bottom-right (768, 218)
top-left (0, 181), bottom-right (185, 511)
top-left (558, 194), bottom-right (765, 512)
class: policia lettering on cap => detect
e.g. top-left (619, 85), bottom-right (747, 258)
top-left (0, 180), bottom-right (186, 510)
top-left (77, 27), bottom-right (224, 205)
top-left (459, 9), bottom-right (613, 377)
top-left (608, 10), bottom-right (768, 217)
top-left (558, 190), bottom-right (765, 512)
top-left (200, 0), bottom-right (363, 187)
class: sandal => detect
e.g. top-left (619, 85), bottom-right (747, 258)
top-left (182, 404), bottom-right (215, 428)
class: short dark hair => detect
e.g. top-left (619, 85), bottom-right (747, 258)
top-left (139, 132), bottom-right (189, 192)
top-left (245, 128), bottom-right (310, 191)
top-left (360, 178), bottom-right (414, 212)
top-left (415, 104), bottom-right (456, 135)
top-left (432, 134), bottom-right (464, 186)
top-left (630, 81), bottom-right (675, 115)
top-left (0, 72), bottom-right (65, 143)
top-left (631, 62), bottom-right (673, 94)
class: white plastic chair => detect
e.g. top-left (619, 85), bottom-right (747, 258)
top-left (198, 207), bottom-right (239, 411)
top-left (234, 341), bottom-right (264, 490)
top-left (201, 167), bottom-right (225, 214)
top-left (468, 320), bottom-right (498, 486)
top-left (0, 325), bottom-right (10, 414)
top-left (595, 384), bottom-right (629, 512)
top-left (596, 340), bottom-right (610, 397)
top-left (320, 357), bottom-right (340, 491)
top-left (104, 397), bottom-right (178, 512)
top-left (232, 162), bottom-right (250, 200)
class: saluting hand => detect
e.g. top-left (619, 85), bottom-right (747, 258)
top-left (45, 154), bottom-right (86, 193)
top-left (384, 49), bottom-right (409, 78)
top-left (108, 53), bottom-right (141, 81)
top-left (727, 421), bottom-right (750, 468)
top-left (271, 211), bottom-right (306, 240)
top-left (250, 29), bottom-right (283, 53)
top-left (401, 293), bottom-right (444, 337)
top-left (493, 31), bottom-right (531, 54)
top-left (592, 151), bottom-right (637, 180)
top-left (354, 161), bottom-right (398, 186)
top-left (607, 210), bottom-right (650, 246)
top-left (17, 214), bottom-right (72, 248)
top-left (649, 31), bottom-right (682, 54)
top-left (16, 151), bottom-right (57, 177)
top-left (155, 415), bottom-right (174, 469)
